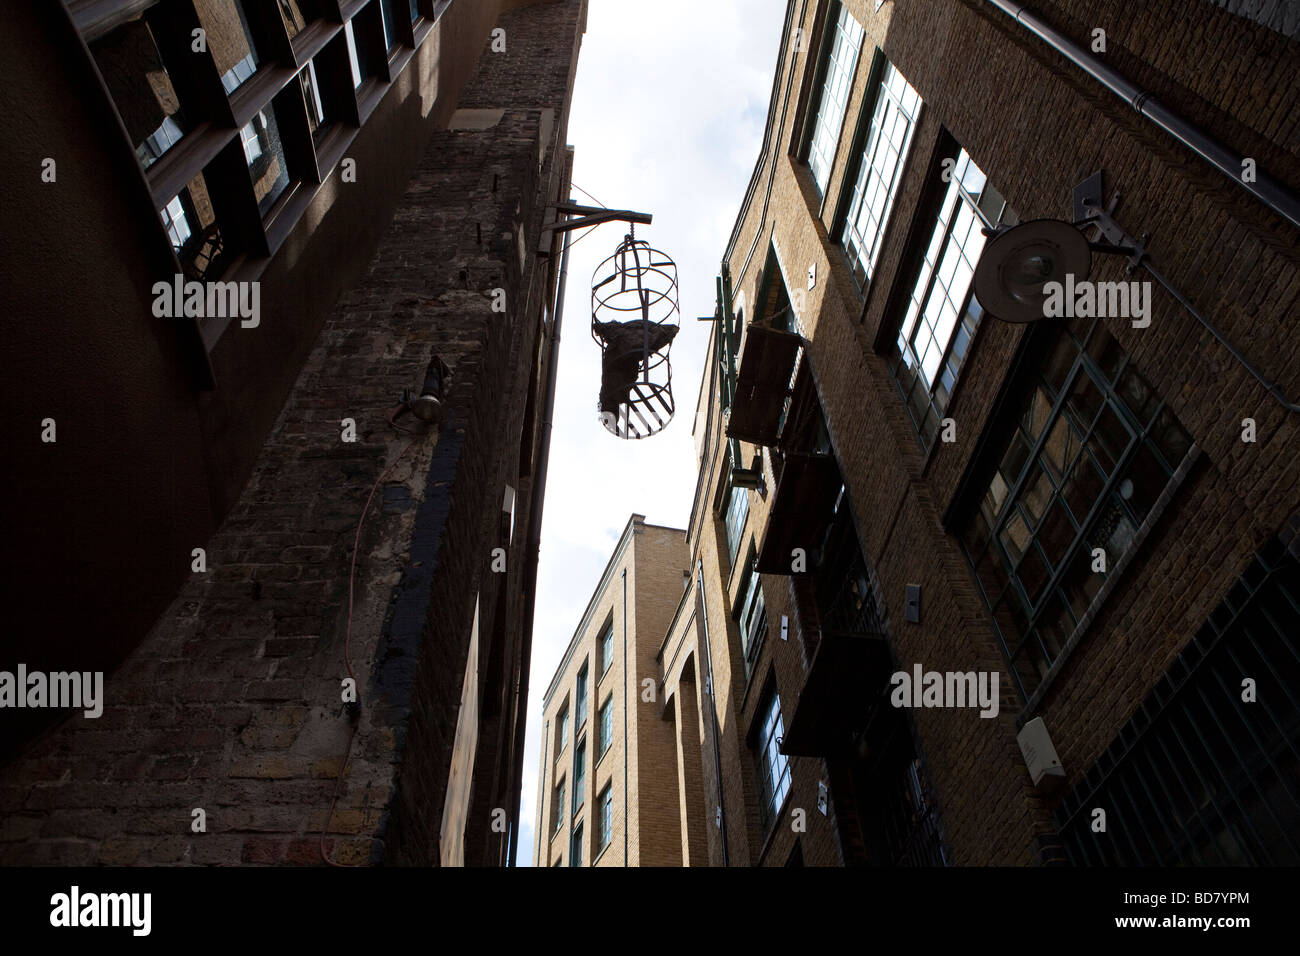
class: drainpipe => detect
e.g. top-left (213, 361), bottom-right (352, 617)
top-left (985, 0), bottom-right (1300, 232)
top-left (535, 718), bottom-right (548, 868)
top-left (622, 566), bottom-right (629, 866)
top-left (510, 206), bottom-right (572, 866)
top-left (696, 561), bottom-right (729, 866)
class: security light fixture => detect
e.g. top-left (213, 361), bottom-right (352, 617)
top-left (972, 218), bottom-right (1092, 323)
top-left (391, 354), bottom-right (450, 427)
top-left (971, 170), bottom-right (1299, 413)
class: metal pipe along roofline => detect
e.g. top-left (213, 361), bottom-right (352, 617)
top-left (986, 0), bottom-right (1300, 232)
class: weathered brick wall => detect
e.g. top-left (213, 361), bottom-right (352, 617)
top-left (704, 0), bottom-right (1299, 866)
top-left (0, 0), bottom-right (585, 866)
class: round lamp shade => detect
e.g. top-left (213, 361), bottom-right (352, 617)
top-left (973, 219), bottom-right (1092, 323)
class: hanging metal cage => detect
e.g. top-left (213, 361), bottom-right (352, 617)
top-left (591, 231), bottom-right (679, 439)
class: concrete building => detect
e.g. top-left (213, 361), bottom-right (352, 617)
top-left (534, 516), bottom-right (689, 866)
top-left (662, 0), bottom-right (1300, 866)
top-left (0, 0), bottom-right (587, 866)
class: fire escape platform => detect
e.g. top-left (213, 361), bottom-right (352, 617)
top-left (725, 323), bottom-right (802, 445)
top-left (756, 452), bottom-right (841, 574)
top-left (781, 628), bottom-right (890, 757)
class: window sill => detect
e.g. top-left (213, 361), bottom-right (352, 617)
top-left (1016, 443), bottom-right (1202, 726)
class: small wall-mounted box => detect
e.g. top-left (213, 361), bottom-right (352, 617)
top-left (904, 584), bottom-right (921, 623)
top-left (1017, 717), bottom-right (1066, 792)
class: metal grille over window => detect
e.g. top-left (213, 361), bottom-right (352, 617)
top-left (959, 316), bottom-right (1193, 701)
top-left (1055, 535), bottom-right (1300, 864)
top-left (841, 61), bottom-right (922, 287)
top-left (807, 4), bottom-right (864, 194)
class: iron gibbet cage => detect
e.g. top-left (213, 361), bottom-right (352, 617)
top-left (590, 229), bottom-right (680, 439)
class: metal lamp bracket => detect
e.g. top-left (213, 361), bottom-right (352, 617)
top-left (1072, 171), bottom-right (1150, 274)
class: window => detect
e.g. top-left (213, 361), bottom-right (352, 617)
top-left (754, 683), bottom-right (791, 831)
top-left (344, 20), bottom-right (365, 89)
top-left (380, 0), bottom-right (405, 50)
top-left (597, 784), bottom-right (613, 853)
top-left (724, 483), bottom-right (749, 566)
top-left (598, 697), bottom-right (613, 758)
top-left (575, 662), bottom-right (588, 729)
top-left (278, 0), bottom-right (309, 38)
top-left (1055, 535), bottom-right (1300, 864)
top-left (197, 0), bottom-right (261, 94)
top-left (161, 195), bottom-right (191, 251)
top-left (572, 740), bottom-right (586, 815)
top-left (299, 61), bottom-right (328, 137)
top-left (600, 621), bottom-right (614, 675)
top-left (240, 118), bottom-right (263, 165)
top-left (89, 16), bottom-right (187, 174)
top-left (960, 316), bottom-right (1193, 702)
top-left (137, 116), bottom-right (185, 173)
top-left (553, 778), bottom-right (566, 834)
top-left (840, 61), bottom-right (922, 287)
top-left (164, 171), bottom-right (228, 281)
top-left (890, 148), bottom-right (1015, 450)
top-left (556, 705), bottom-right (569, 756)
top-left (735, 552), bottom-right (768, 678)
top-left (570, 821), bottom-right (584, 866)
top-left (806, 3), bottom-right (864, 194)
top-left (244, 106), bottom-right (291, 217)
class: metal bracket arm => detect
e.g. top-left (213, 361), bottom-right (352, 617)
top-left (542, 203), bottom-right (652, 235)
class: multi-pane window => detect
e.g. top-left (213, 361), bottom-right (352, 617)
top-left (1056, 536), bottom-right (1300, 864)
top-left (960, 317), bottom-right (1193, 701)
top-left (599, 621), bottom-right (614, 675)
top-left (76, 0), bottom-right (447, 320)
top-left (161, 196), bottom-right (191, 251)
top-left (597, 784), bottom-right (613, 853)
top-left (89, 17), bottom-right (187, 174)
top-left (735, 553), bottom-right (768, 678)
top-left (572, 740), bottom-right (586, 815)
top-left (840, 61), bottom-right (922, 287)
top-left (598, 697), bottom-right (613, 758)
top-left (755, 684), bottom-right (792, 830)
top-left (136, 116), bottom-right (184, 172)
top-left (553, 778), bottom-right (566, 834)
top-left (724, 484), bottom-right (749, 566)
top-left (890, 149), bottom-right (1015, 449)
top-left (575, 662), bottom-right (588, 729)
top-left (556, 705), bottom-right (569, 756)
top-left (570, 821), bottom-right (584, 866)
top-left (245, 106), bottom-right (291, 217)
top-left (807, 4), bottom-right (864, 193)
top-left (197, 0), bottom-right (261, 94)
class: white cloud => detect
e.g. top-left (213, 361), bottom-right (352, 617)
top-left (516, 0), bottom-right (788, 866)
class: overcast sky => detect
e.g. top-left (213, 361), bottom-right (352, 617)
top-left (516, 0), bottom-right (788, 866)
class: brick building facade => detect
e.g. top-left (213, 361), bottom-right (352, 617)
top-left (605, 0), bottom-right (1299, 866)
top-left (0, 0), bottom-right (587, 866)
top-left (534, 517), bottom-right (689, 866)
